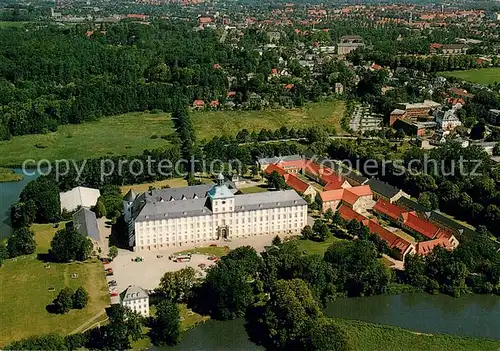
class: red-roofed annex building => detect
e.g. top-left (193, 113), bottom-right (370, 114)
top-left (372, 199), bottom-right (459, 251)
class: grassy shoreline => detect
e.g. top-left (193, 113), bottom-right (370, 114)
top-left (337, 318), bottom-right (500, 351)
top-left (0, 167), bottom-right (23, 182)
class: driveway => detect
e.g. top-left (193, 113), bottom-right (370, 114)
top-left (106, 235), bottom-right (279, 302)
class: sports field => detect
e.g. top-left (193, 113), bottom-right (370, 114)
top-left (0, 112), bottom-right (174, 167)
top-left (0, 223), bottom-right (109, 347)
top-left (440, 68), bottom-right (500, 85)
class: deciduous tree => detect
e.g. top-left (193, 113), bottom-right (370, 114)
top-left (7, 227), bottom-right (36, 258)
top-left (72, 287), bottom-right (89, 309)
top-left (149, 300), bottom-right (180, 346)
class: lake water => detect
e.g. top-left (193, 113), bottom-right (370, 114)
top-left (323, 293), bottom-right (500, 340)
top-left (0, 168), bottom-right (40, 238)
top-left (159, 293), bottom-right (500, 350)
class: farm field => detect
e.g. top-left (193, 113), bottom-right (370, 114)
top-left (440, 68), bottom-right (500, 85)
top-left (0, 112), bottom-right (174, 167)
top-left (0, 223), bottom-right (109, 347)
top-left (191, 100), bottom-right (346, 140)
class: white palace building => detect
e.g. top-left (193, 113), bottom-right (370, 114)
top-left (123, 174), bottom-right (308, 252)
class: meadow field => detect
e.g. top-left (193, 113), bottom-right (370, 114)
top-left (0, 223), bottom-right (109, 347)
top-left (338, 319), bottom-right (500, 351)
top-left (440, 68), bottom-right (500, 85)
top-left (0, 112), bottom-right (174, 167)
top-left (0, 100), bottom-right (344, 167)
top-left (192, 100), bottom-right (346, 140)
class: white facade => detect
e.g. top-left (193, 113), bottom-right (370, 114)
top-left (125, 177), bottom-right (308, 252)
top-left (121, 286), bottom-right (149, 317)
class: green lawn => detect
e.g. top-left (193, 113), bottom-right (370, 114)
top-left (0, 224), bottom-right (109, 347)
top-left (176, 246), bottom-right (231, 258)
top-left (192, 100), bottom-right (346, 140)
top-left (440, 68), bottom-right (500, 85)
top-left (239, 185), bottom-right (268, 194)
top-left (293, 235), bottom-right (343, 256)
top-left (337, 319), bottom-right (500, 351)
top-left (179, 303), bottom-right (209, 331)
top-left (120, 178), bottom-right (188, 195)
top-left (0, 112), bottom-right (174, 166)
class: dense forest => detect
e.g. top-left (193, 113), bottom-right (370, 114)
top-left (0, 21), bottom-right (357, 140)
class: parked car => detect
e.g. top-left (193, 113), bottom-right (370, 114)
top-left (100, 258), bottom-right (111, 264)
top-left (106, 271), bottom-right (114, 276)
top-left (207, 256), bottom-right (217, 261)
top-left (110, 291), bottom-right (118, 297)
top-left (105, 268), bottom-right (113, 273)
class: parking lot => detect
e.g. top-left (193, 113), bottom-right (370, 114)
top-left (106, 235), bottom-right (279, 303)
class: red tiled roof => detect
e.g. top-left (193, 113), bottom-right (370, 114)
top-left (402, 212), bottom-right (439, 239)
top-left (199, 17), bottom-right (212, 24)
top-left (276, 159), bottom-right (305, 171)
top-left (346, 185), bottom-right (372, 197)
top-left (373, 199), bottom-right (406, 221)
top-left (193, 100), bottom-right (205, 107)
top-left (209, 100), bottom-right (220, 107)
top-left (338, 205), bottom-right (368, 224)
top-left (284, 83), bottom-right (295, 90)
top-left (271, 68), bottom-right (278, 75)
top-left (367, 220), bottom-right (412, 254)
top-left (416, 238), bottom-right (452, 255)
top-left (341, 189), bottom-right (359, 206)
top-left (303, 161), bottom-right (347, 189)
top-left (322, 174), bottom-right (346, 191)
top-left (284, 174), bottom-right (310, 194)
top-left (320, 186), bottom-right (371, 205)
top-left (265, 164), bottom-right (287, 176)
top-left (371, 63), bottom-right (383, 70)
top-left (320, 189), bottom-right (344, 202)
top-left (434, 228), bottom-right (454, 240)
top-left (227, 91), bottom-right (236, 97)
